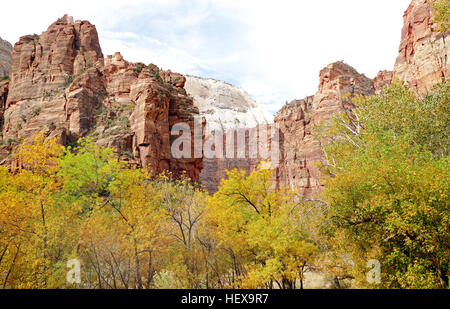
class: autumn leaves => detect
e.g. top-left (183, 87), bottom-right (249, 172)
top-left (0, 81), bottom-right (448, 289)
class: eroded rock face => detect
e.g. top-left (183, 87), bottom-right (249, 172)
top-left (185, 76), bottom-right (273, 192)
top-left (1, 16), bottom-right (203, 181)
top-left (374, 70), bottom-right (393, 93)
top-left (199, 124), bottom-right (278, 193)
top-left (4, 15), bottom-right (104, 144)
top-left (0, 37), bottom-right (12, 77)
top-left (393, 0), bottom-right (449, 95)
top-left (274, 62), bottom-right (374, 199)
top-left (129, 68), bottom-right (203, 181)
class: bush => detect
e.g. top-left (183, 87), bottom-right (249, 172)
top-left (134, 63), bottom-right (144, 76)
top-left (32, 107), bottom-right (42, 116)
top-left (60, 75), bottom-right (74, 88)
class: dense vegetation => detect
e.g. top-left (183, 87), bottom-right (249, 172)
top-left (0, 82), bottom-right (448, 289)
top-left (433, 0), bottom-right (449, 33)
top-left (318, 81), bottom-right (449, 289)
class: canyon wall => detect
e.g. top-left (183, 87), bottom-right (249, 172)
top-left (393, 0), bottom-right (449, 96)
top-left (274, 62), bottom-right (374, 199)
top-left (0, 15), bottom-right (203, 181)
top-left (0, 37), bottom-right (11, 77)
top-left (0, 0), bottom-right (448, 193)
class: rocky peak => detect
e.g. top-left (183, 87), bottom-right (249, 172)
top-left (318, 61), bottom-right (374, 97)
top-left (3, 15), bottom-right (105, 145)
top-left (274, 62), bottom-right (374, 198)
top-left (0, 16), bottom-right (203, 181)
top-left (374, 70), bottom-right (394, 93)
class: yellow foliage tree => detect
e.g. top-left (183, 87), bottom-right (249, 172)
top-left (205, 164), bottom-right (319, 289)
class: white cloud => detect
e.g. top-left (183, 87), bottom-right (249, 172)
top-left (0, 0), bottom-right (412, 115)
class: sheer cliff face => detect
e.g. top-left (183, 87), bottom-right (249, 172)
top-left (0, 16), bottom-right (203, 181)
top-left (275, 62), bottom-right (374, 199)
top-left (185, 76), bottom-right (273, 192)
top-left (4, 16), bottom-right (104, 144)
top-left (393, 0), bottom-right (449, 95)
top-left (0, 37), bottom-right (12, 77)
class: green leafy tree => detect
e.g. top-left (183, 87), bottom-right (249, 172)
top-left (319, 82), bottom-right (449, 289)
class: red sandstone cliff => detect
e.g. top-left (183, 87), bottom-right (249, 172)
top-left (274, 62), bottom-right (374, 199)
top-left (0, 37), bottom-right (12, 77)
top-left (392, 0), bottom-right (449, 94)
top-left (0, 15), bottom-right (203, 181)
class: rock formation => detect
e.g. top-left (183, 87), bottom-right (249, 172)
top-left (185, 76), bottom-right (273, 192)
top-left (0, 37), bottom-right (12, 77)
top-left (3, 15), bottom-right (104, 145)
top-left (393, 0), bottom-right (449, 95)
top-left (0, 15), bottom-right (203, 181)
top-left (274, 62), bottom-right (374, 199)
top-left (374, 70), bottom-right (393, 93)
top-left (268, 0), bottom-right (448, 198)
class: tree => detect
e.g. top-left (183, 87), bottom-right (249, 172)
top-left (0, 132), bottom-right (81, 288)
top-left (205, 164), bottom-right (319, 289)
top-left (155, 174), bottom-right (209, 288)
top-left (319, 82), bottom-right (449, 288)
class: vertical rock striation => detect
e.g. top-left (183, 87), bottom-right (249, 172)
top-left (0, 15), bottom-right (203, 181)
top-left (4, 15), bottom-right (104, 144)
top-left (274, 62), bottom-right (374, 199)
top-left (0, 37), bottom-right (12, 77)
top-left (393, 0), bottom-right (449, 95)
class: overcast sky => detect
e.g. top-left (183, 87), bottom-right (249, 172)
top-left (1, 0), bottom-right (411, 114)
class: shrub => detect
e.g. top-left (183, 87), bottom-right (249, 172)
top-left (60, 75), bottom-right (74, 88)
top-left (32, 107), bottom-right (42, 116)
top-left (134, 63), bottom-right (144, 76)
top-left (121, 151), bottom-right (134, 159)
